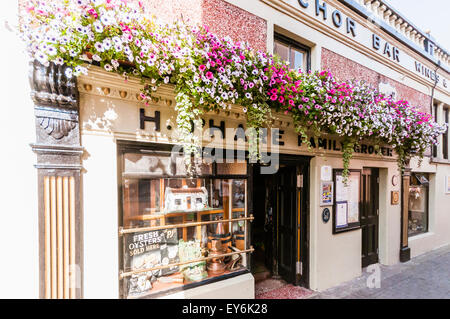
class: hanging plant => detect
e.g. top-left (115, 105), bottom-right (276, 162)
top-left (19, 0), bottom-right (447, 180)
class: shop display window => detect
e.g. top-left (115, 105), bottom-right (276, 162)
top-left (119, 145), bottom-right (250, 298)
top-left (408, 173), bottom-right (429, 237)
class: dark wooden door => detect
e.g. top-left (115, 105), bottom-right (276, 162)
top-left (276, 166), bottom-right (297, 283)
top-left (361, 168), bottom-right (379, 268)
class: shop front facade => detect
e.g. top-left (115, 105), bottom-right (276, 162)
top-left (2, 0), bottom-right (450, 298)
top-left (75, 66), bottom-right (403, 297)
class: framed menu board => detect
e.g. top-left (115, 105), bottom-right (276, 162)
top-left (333, 169), bottom-right (361, 234)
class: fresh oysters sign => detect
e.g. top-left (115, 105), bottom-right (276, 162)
top-left (124, 229), bottom-right (179, 297)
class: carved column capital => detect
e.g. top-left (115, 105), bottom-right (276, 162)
top-left (29, 60), bottom-right (83, 298)
top-left (29, 60), bottom-right (80, 142)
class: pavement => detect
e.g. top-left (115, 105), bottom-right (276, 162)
top-left (308, 244), bottom-right (450, 299)
top-left (254, 244), bottom-right (450, 299)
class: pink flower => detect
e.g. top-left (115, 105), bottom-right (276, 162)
top-left (270, 95), bottom-right (278, 101)
top-left (205, 71), bottom-right (213, 79)
top-left (199, 64), bottom-right (206, 72)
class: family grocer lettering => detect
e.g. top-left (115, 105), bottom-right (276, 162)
top-left (297, 136), bottom-right (393, 156)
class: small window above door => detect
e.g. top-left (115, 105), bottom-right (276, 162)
top-left (274, 34), bottom-right (310, 72)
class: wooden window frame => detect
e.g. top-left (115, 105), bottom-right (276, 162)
top-left (274, 33), bottom-right (311, 72)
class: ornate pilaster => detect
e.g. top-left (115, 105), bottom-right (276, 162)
top-left (400, 163), bottom-right (411, 263)
top-left (29, 60), bottom-right (83, 298)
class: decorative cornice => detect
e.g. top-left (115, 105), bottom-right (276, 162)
top-left (77, 65), bottom-right (294, 129)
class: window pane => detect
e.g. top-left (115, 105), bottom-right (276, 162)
top-left (291, 47), bottom-right (306, 72)
top-left (408, 174), bottom-right (429, 237)
top-left (123, 152), bottom-right (212, 176)
top-left (444, 109), bottom-right (449, 160)
top-left (274, 40), bottom-right (289, 63)
top-left (216, 161), bottom-right (247, 175)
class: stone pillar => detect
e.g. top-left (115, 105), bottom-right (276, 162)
top-left (400, 164), bottom-right (411, 262)
top-left (29, 60), bottom-right (83, 298)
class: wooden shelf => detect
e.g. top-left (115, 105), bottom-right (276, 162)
top-left (125, 208), bottom-right (225, 223)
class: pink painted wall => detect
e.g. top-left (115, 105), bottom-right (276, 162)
top-left (143, 0), bottom-right (267, 51)
top-left (321, 48), bottom-right (431, 113)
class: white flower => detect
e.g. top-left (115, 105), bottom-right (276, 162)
top-left (100, 14), bottom-right (114, 26)
top-left (65, 68), bottom-right (73, 79)
top-left (111, 59), bottom-right (119, 69)
top-left (104, 64), bottom-right (113, 72)
top-left (93, 21), bottom-right (103, 33)
top-left (94, 42), bottom-right (104, 52)
top-left (92, 54), bottom-right (102, 62)
top-left (69, 49), bottom-right (78, 57)
top-left (103, 38), bottom-right (112, 50)
top-left (75, 65), bottom-right (88, 75)
top-left (46, 46), bottom-right (57, 56)
top-left (35, 51), bottom-right (48, 65)
top-left (53, 57), bottom-right (64, 65)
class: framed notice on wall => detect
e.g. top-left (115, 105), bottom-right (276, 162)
top-left (333, 169), bottom-right (361, 234)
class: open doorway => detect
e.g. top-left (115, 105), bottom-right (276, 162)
top-left (250, 155), bottom-right (310, 288)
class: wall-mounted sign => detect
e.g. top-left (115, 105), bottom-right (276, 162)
top-left (321, 165), bottom-right (332, 181)
top-left (322, 208), bottom-right (331, 223)
top-left (320, 181), bottom-right (334, 206)
top-left (391, 191), bottom-right (400, 205)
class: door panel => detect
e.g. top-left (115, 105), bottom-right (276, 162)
top-left (277, 166), bottom-right (297, 283)
top-left (361, 168), bottom-right (379, 268)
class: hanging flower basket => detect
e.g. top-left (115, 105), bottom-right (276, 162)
top-left (19, 0), bottom-right (448, 180)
